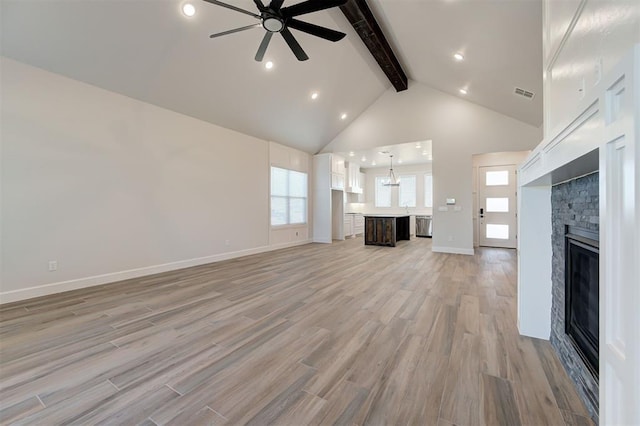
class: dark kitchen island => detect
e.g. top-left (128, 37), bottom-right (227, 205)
top-left (364, 215), bottom-right (410, 247)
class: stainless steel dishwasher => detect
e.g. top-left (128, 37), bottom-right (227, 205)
top-left (415, 215), bottom-right (432, 238)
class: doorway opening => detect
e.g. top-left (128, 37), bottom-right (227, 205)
top-left (472, 151), bottom-right (530, 249)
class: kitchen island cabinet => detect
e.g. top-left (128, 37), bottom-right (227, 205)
top-left (364, 215), bottom-right (410, 247)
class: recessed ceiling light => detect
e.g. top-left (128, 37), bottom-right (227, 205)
top-left (415, 143), bottom-right (421, 148)
top-left (454, 52), bottom-right (464, 61)
top-left (340, 113), bottom-right (347, 120)
top-left (265, 61), bottom-right (274, 70)
top-left (361, 156), bottom-right (366, 162)
top-left (422, 150), bottom-right (428, 156)
top-left (398, 159), bottom-right (403, 164)
top-left (182, 3), bottom-right (196, 17)
top-left (372, 161), bottom-right (376, 166)
top-left (311, 92), bottom-right (319, 100)
top-left (459, 88), bottom-right (468, 95)
top-left (349, 151), bottom-right (354, 157)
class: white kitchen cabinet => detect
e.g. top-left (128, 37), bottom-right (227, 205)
top-left (344, 214), bottom-right (364, 238)
top-left (331, 173), bottom-right (345, 190)
top-left (357, 172), bottom-right (366, 202)
top-left (345, 161), bottom-right (362, 194)
top-left (331, 155), bottom-right (345, 190)
top-left (354, 214), bottom-right (364, 235)
top-left (344, 215), bottom-right (353, 238)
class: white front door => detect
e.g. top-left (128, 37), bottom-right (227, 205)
top-left (478, 165), bottom-right (517, 249)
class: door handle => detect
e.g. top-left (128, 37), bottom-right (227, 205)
top-left (479, 207), bottom-right (484, 218)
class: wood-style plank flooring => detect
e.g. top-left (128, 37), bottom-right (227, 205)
top-left (0, 237), bottom-right (592, 425)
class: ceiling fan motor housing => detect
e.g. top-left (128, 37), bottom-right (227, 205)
top-left (262, 14), bottom-right (284, 32)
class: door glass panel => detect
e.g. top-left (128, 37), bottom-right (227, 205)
top-left (486, 197), bottom-right (509, 212)
top-left (486, 224), bottom-right (509, 239)
top-left (486, 170), bottom-right (509, 186)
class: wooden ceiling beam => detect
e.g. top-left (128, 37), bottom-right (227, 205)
top-left (340, 0), bottom-right (408, 92)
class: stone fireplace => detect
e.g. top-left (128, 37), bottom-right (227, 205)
top-left (551, 172), bottom-right (599, 421)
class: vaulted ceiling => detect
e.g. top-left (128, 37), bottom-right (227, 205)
top-left (1, 0), bottom-right (542, 155)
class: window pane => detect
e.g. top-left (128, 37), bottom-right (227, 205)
top-left (271, 196), bottom-right (287, 225)
top-left (424, 175), bottom-right (433, 208)
top-left (375, 176), bottom-right (391, 207)
top-left (289, 198), bottom-right (306, 224)
top-left (289, 170), bottom-right (307, 197)
top-left (485, 170), bottom-right (509, 186)
top-left (486, 197), bottom-right (509, 212)
top-left (486, 224), bottom-right (509, 239)
top-left (399, 175), bottom-right (416, 207)
top-left (271, 167), bottom-right (288, 196)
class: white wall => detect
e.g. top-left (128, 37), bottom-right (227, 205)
top-left (543, 0), bottom-right (640, 138)
top-left (0, 58), bottom-right (302, 303)
top-left (322, 81), bottom-right (542, 255)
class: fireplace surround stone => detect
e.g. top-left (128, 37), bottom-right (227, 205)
top-left (551, 172), bottom-right (599, 422)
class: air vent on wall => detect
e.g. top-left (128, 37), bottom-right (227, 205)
top-left (514, 87), bottom-right (535, 99)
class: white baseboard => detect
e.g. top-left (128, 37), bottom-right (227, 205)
top-left (432, 246), bottom-right (475, 256)
top-left (0, 240), bottom-right (312, 305)
top-left (312, 238), bottom-right (332, 244)
top-left (263, 239), bottom-right (313, 251)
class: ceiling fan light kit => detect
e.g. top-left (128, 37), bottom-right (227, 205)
top-left (203, 0), bottom-right (348, 61)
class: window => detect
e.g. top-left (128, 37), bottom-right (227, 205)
top-left (486, 197), bottom-right (509, 212)
top-left (486, 224), bottom-right (509, 239)
top-left (270, 167), bottom-right (307, 226)
top-left (424, 174), bottom-right (433, 208)
top-left (485, 170), bottom-right (509, 186)
top-left (398, 175), bottom-right (416, 207)
top-left (375, 176), bottom-right (391, 207)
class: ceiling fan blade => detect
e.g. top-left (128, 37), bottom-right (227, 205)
top-left (269, 0), bottom-right (285, 11)
top-left (280, 28), bottom-right (309, 61)
top-left (202, 0), bottom-right (261, 19)
top-left (255, 32), bottom-right (273, 61)
top-left (288, 19), bottom-right (346, 42)
top-left (209, 23), bottom-right (262, 39)
top-left (281, 0), bottom-right (347, 18)
top-left (253, 0), bottom-right (267, 12)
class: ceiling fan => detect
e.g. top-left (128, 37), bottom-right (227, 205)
top-left (202, 0), bottom-right (348, 61)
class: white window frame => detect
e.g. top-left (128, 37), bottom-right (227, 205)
top-left (424, 174), bottom-right (433, 208)
top-left (398, 174), bottom-right (417, 208)
top-left (375, 176), bottom-right (392, 207)
top-left (270, 166), bottom-right (308, 227)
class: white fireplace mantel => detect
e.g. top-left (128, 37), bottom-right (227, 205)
top-left (517, 45), bottom-right (639, 425)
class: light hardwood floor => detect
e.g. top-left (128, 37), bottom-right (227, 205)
top-left (0, 237), bottom-right (592, 425)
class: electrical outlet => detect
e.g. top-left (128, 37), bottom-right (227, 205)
top-left (48, 260), bottom-right (58, 272)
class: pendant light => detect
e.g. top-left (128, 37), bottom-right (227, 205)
top-left (383, 154), bottom-right (400, 187)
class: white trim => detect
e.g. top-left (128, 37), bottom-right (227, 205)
top-left (432, 246), bottom-right (475, 255)
top-left (266, 239), bottom-right (313, 251)
top-left (0, 240), bottom-right (312, 305)
top-left (312, 238), bottom-right (332, 244)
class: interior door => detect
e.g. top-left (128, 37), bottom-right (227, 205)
top-left (478, 165), bottom-right (517, 249)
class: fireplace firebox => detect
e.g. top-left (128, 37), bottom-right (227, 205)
top-left (565, 226), bottom-right (599, 378)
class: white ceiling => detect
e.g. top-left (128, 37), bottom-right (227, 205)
top-left (1, 0), bottom-right (543, 154)
top-left (336, 140), bottom-right (432, 168)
